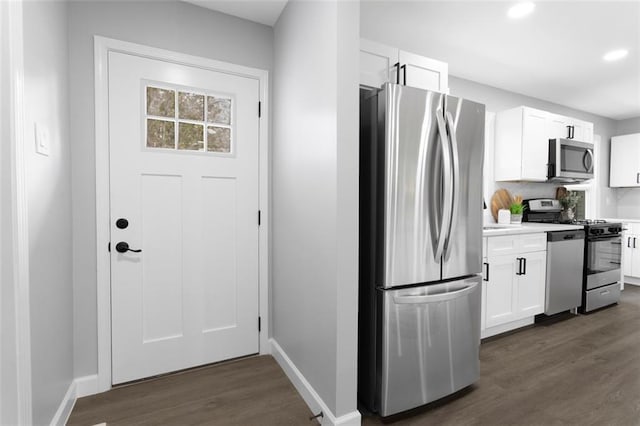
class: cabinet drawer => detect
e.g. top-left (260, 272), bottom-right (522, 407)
top-left (518, 233), bottom-right (547, 253)
top-left (487, 233), bottom-right (546, 257)
top-left (487, 235), bottom-right (519, 257)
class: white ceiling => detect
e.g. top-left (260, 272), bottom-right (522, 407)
top-left (185, 0), bottom-right (639, 120)
top-left (183, 0), bottom-right (288, 26)
top-left (361, 1), bottom-right (640, 120)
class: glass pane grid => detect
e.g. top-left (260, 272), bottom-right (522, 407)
top-left (145, 85), bottom-right (233, 155)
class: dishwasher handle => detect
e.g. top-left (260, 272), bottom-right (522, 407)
top-left (393, 282), bottom-right (477, 305)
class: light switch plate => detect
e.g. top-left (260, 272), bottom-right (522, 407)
top-left (35, 123), bottom-right (50, 156)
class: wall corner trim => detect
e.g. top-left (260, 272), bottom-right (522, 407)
top-left (269, 339), bottom-right (361, 426)
top-left (50, 381), bottom-right (77, 426)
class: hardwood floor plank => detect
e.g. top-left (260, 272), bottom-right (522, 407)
top-left (69, 287), bottom-right (640, 425)
top-left (362, 286), bottom-right (640, 425)
top-left (67, 356), bottom-right (313, 425)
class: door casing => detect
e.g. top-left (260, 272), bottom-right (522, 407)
top-left (94, 36), bottom-right (270, 393)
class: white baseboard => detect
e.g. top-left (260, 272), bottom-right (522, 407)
top-left (50, 381), bottom-right (76, 426)
top-left (269, 338), bottom-right (361, 426)
top-left (75, 374), bottom-right (100, 398)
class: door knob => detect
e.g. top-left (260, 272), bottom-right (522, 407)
top-left (115, 241), bottom-right (142, 253)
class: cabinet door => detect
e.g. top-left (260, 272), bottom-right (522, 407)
top-left (516, 251), bottom-right (546, 318)
top-left (485, 254), bottom-right (517, 328)
top-left (398, 50), bottom-right (448, 93)
top-left (623, 233), bottom-right (634, 276)
top-left (360, 39), bottom-right (398, 89)
top-left (547, 113), bottom-right (571, 139)
top-left (521, 108), bottom-right (549, 181)
top-left (631, 233), bottom-right (640, 278)
top-left (610, 134), bottom-right (640, 187)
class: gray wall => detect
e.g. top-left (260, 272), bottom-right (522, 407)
top-left (613, 117), bottom-right (640, 219)
top-left (23, 1), bottom-right (74, 424)
top-left (68, 0), bottom-right (274, 377)
top-left (615, 116), bottom-right (640, 136)
top-left (448, 76), bottom-right (619, 218)
top-left (272, 0), bottom-right (359, 417)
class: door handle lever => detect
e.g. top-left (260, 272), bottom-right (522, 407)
top-left (115, 241), bottom-right (142, 253)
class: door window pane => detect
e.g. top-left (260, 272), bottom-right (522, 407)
top-left (207, 97), bottom-right (231, 125)
top-left (207, 127), bottom-right (231, 153)
top-left (147, 119), bottom-right (175, 149)
top-left (147, 87), bottom-right (175, 117)
top-left (179, 123), bottom-right (204, 151)
top-left (178, 92), bottom-right (205, 121)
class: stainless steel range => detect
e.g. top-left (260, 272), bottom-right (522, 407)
top-left (522, 199), bottom-right (622, 314)
top-left (579, 220), bottom-right (623, 313)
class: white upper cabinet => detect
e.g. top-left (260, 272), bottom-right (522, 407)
top-left (360, 39), bottom-right (398, 90)
top-left (610, 133), bottom-right (640, 187)
top-left (495, 107), bottom-right (548, 181)
top-left (360, 38), bottom-right (448, 93)
top-left (495, 106), bottom-right (594, 182)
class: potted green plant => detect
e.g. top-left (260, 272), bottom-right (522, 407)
top-left (510, 196), bottom-right (524, 224)
top-left (558, 191), bottom-right (580, 221)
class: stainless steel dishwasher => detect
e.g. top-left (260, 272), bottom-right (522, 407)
top-left (545, 230), bottom-right (585, 315)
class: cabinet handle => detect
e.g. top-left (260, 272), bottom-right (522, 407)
top-left (516, 257), bottom-right (522, 275)
top-left (484, 262), bottom-right (490, 281)
top-left (400, 64), bottom-right (407, 85)
top-left (637, 172), bottom-right (639, 184)
top-left (635, 237), bottom-right (637, 249)
top-left (629, 237), bottom-right (632, 248)
top-left (394, 62), bottom-right (400, 84)
top-left (523, 257), bottom-right (527, 275)
top-left (566, 125), bottom-right (572, 139)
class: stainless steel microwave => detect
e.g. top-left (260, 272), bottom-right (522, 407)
top-left (548, 138), bottom-right (594, 183)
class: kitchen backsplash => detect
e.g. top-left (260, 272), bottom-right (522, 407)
top-left (617, 189), bottom-right (640, 219)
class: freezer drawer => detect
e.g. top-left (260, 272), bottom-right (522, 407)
top-left (379, 276), bottom-right (481, 416)
top-left (584, 282), bottom-right (620, 312)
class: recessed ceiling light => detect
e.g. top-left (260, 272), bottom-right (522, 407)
top-left (603, 49), bottom-right (628, 62)
top-left (508, 2), bottom-right (535, 19)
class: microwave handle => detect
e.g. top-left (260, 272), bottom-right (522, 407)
top-left (584, 148), bottom-right (594, 173)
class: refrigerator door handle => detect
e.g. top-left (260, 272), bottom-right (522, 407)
top-left (392, 282), bottom-right (478, 305)
top-left (434, 110), bottom-right (453, 261)
top-left (443, 111), bottom-right (460, 261)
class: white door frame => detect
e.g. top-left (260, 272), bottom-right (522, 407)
top-left (94, 36), bottom-right (270, 392)
top-left (2, 0), bottom-right (33, 423)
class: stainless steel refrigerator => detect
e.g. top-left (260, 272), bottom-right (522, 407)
top-left (358, 83), bottom-right (485, 417)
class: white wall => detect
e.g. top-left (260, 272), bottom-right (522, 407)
top-left (0, 2), bottom-right (20, 423)
top-left (272, 0), bottom-right (359, 420)
top-left (68, 0), bottom-right (274, 378)
top-left (22, 1), bottom-right (74, 424)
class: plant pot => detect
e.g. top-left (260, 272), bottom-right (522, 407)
top-left (560, 208), bottom-right (575, 222)
top-left (511, 214), bottom-right (523, 224)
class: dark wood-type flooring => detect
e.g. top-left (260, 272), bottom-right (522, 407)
top-left (69, 286), bottom-right (640, 425)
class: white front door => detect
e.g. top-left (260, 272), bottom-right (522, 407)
top-left (108, 51), bottom-right (260, 384)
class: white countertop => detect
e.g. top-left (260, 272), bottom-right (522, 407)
top-left (603, 218), bottom-right (640, 223)
top-left (482, 222), bottom-right (584, 237)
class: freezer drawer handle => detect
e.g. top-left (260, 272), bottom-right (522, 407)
top-left (392, 282), bottom-right (477, 305)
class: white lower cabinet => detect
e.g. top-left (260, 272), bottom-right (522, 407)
top-left (623, 222), bottom-right (640, 285)
top-left (482, 233), bottom-right (547, 338)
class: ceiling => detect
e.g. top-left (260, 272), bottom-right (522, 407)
top-left (183, 0), bottom-right (288, 26)
top-left (185, 1), bottom-right (639, 120)
top-left (362, 1), bottom-right (639, 120)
